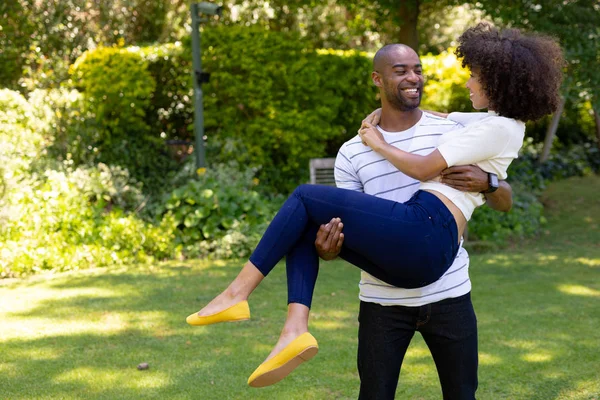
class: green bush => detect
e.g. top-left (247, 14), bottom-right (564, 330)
top-left (63, 46), bottom-right (178, 194)
top-left (0, 89), bottom-right (45, 202)
top-left (0, 164), bottom-right (177, 278)
top-left (467, 138), bottom-right (599, 250)
top-left (138, 42), bottom-right (193, 143)
top-left (195, 26), bottom-right (378, 192)
top-left (69, 46), bottom-right (155, 136)
top-left (0, 89), bottom-right (177, 277)
top-left (467, 183), bottom-right (545, 250)
top-left (159, 162), bottom-right (283, 259)
top-left (133, 28), bottom-right (379, 193)
top-left (420, 49), bottom-right (472, 113)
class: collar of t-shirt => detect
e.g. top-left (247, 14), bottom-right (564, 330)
top-left (375, 111), bottom-right (427, 137)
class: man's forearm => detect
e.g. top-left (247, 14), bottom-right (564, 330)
top-left (484, 181), bottom-right (512, 212)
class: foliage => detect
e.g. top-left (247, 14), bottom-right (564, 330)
top-left (64, 46), bottom-right (177, 194)
top-left (138, 42), bottom-right (193, 143)
top-left (0, 89), bottom-right (176, 277)
top-left (69, 46), bottom-right (155, 136)
top-left (159, 162), bottom-right (283, 259)
top-left (0, 166), bottom-right (177, 278)
top-left (420, 48), bottom-right (472, 113)
top-left (131, 27), bottom-right (379, 193)
top-left (467, 182), bottom-right (545, 250)
top-left (473, 1), bottom-right (600, 110)
top-left (0, 0), bottom-right (182, 91)
top-left (0, 157), bottom-right (176, 277)
top-left (197, 26), bottom-right (371, 192)
top-left (0, 89), bottom-right (45, 201)
top-left (468, 137), bottom-right (600, 249)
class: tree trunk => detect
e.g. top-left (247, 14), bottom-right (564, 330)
top-left (594, 108), bottom-right (600, 150)
top-left (398, 0), bottom-right (420, 51)
top-left (540, 96), bottom-right (565, 163)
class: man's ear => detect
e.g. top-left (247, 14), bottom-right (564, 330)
top-left (372, 71), bottom-right (382, 88)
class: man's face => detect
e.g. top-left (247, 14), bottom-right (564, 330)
top-left (375, 50), bottom-right (424, 111)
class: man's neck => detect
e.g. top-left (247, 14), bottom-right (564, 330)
top-left (378, 107), bottom-right (423, 132)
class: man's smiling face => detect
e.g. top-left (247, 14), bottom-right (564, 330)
top-left (374, 47), bottom-right (424, 111)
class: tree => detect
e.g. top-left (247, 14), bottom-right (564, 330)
top-left (472, 1), bottom-right (600, 161)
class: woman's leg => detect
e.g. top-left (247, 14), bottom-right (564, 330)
top-left (195, 260), bottom-right (264, 317)
top-left (199, 186), bottom-right (454, 317)
top-left (258, 225), bottom-right (319, 361)
top-left (250, 185), bottom-right (451, 288)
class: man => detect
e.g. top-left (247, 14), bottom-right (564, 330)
top-left (315, 44), bottom-right (513, 399)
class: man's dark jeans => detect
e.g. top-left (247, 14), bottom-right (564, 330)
top-left (357, 293), bottom-right (478, 400)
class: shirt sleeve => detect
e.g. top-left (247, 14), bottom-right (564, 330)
top-left (446, 112), bottom-right (489, 127)
top-left (436, 122), bottom-right (519, 168)
top-left (334, 144), bottom-right (363, 192)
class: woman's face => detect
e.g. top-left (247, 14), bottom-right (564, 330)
top-left (466, 70), bottom-right (490, 110)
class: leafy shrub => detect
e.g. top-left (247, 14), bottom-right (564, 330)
top-left (134, 29), bottom-right (379, 194)
top-left (159, 162), bottom-right (283, 259)
top-left (192, 26), bottom-right (379, 193)
top-left (420, 49), bottom-right (472, 113)
top-left (0, 89), bottom-right (177, 277)
top-left (0, 89), bottom-right (45, 205)
top-left (467, 182), bottom-right (545, 250)
top-left (0, 165), bottom-right (177, 278)
top-left (468, 138), bottom-right (599, 250)
top-left (65, 46), bottom-right (178, 193)
top-left (69, 46), bottom-right (155, 136)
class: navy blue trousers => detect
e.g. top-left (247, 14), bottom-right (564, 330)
top-left (249, 184), bottom-right (459, 308)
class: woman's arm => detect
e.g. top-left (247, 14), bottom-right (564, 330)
top-left (359, 122), bottom-right (448, 181)
top-left (422, 109), bottom-right (449, 118)
top-left (362, 108), bottom-right (449, 126)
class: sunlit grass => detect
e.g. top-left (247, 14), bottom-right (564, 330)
top-left (557, 284), bottom-right (600, 297)
top-left (1, 176), bottom-right (599, 399)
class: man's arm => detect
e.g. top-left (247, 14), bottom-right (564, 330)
top-left (440, 165), bottom-right (513, 212)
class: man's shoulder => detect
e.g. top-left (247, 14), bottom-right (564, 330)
top-left (419, 112), bottom-right (462, 130)
top-left (338, 135), bottom-right (365, 157)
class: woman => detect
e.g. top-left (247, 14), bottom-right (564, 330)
top-left (186, 23), bottom-right (564, 387)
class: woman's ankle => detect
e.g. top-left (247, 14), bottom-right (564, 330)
top-left (280, 303), bottom-right (310, 335)
top-left (222, 285), bottom-right (248, 302)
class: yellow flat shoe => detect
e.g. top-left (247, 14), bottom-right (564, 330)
top-left (247, 332), bottom-right (318, 388)
top-left (186, 300), bottom-right (250, 326)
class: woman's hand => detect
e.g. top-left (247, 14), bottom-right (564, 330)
top-left (359, 121), bottom-right (387, 152)
top-left (362, 108), bottom-right (382, 126)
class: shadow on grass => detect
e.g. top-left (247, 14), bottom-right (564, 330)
top-left (1, 261), bottom-right (362, 399)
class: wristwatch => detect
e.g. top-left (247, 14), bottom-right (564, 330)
top-left (482, 173), bottom-right (499, 194)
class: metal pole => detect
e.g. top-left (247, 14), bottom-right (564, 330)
top-left (191, 3), bottom-right (207, 169)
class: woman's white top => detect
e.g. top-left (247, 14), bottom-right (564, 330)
top-left (419, 111), bottom-right (525, 220)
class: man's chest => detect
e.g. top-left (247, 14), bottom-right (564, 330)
top-left (351, 129), bottom-right (453, 200)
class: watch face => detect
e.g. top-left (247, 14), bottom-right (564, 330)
top-left (490, 174), bottom-right (499, 187)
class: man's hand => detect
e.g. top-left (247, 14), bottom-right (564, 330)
top-left (441, 165), bottom-right (513, 212)
top-left (315, 217), bottom-right (344, 261)
top-left (440, 165), bottom-right (489, 192)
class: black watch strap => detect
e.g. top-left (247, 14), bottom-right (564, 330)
top-left (482, 172), bottom-right (499, 194)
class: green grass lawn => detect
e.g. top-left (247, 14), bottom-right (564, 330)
top-left (1, 176), bottom-right (599, 400)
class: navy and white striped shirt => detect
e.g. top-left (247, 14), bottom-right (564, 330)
top-left (335, 111), bottom-right (472, 307)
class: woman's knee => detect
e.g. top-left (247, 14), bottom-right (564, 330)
top-left (293, 184), bottom-right (312, 196)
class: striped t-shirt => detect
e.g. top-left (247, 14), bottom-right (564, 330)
top-left (334, 111), bottom-right (471, 307)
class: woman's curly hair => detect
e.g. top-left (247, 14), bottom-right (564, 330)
top-left (456, 23), bottom-right (565, 122)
